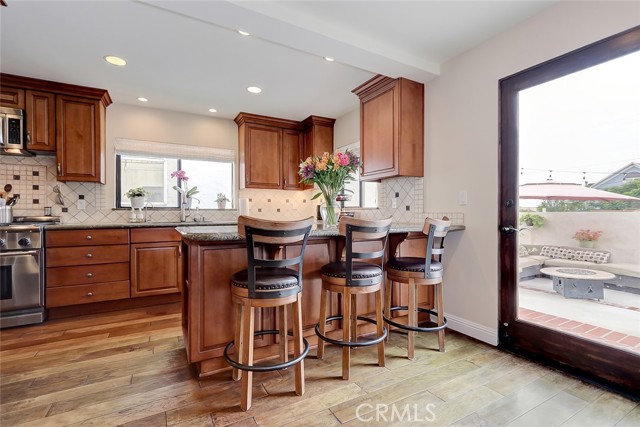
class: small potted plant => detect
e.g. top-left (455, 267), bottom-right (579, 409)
top-left (519, 213), bottom-right (545, 228)
top-left (124, 187), bottom-right (149, 209)
top-left (216, 193), bottom-right (230, 209)
top-left (572, 229), bottom-right (603, 248)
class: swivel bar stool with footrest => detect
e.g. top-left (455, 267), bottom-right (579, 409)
top-left (384, 216), bottom-right (451, 359)
top-left (224, 215), bottom-right (314, 411)
top-left (315, 217), bottom-right (392, 380)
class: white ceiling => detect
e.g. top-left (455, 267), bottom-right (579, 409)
top-left (0, 0), bottom-right (554, 121)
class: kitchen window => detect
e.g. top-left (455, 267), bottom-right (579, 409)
top-left (340, 142), bottom-right (379, 208)
top-left (115, 139), bottom-right (235, 209)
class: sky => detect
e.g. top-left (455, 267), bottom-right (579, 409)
top-left (518, 50), bottom-right (640, 187)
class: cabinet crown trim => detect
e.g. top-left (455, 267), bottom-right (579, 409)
top-left (234, 112), bottom-right (302, 130)
top-left (1, 73), bottom-right (112, 106)
top-left (351, 74), bottom-right (396, 97)
top-left (301, 115), bottom-right (336, 128)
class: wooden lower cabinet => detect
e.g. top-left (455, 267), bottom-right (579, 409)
top-left (47, 281), bottom-right (130, 308)
top-left (130, 242), bottom-right (182, 297)
top-left (130, 228), bottom-right (183, 298)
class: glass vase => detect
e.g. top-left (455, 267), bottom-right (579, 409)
top-left (320, 201), bottom-right (340, 227)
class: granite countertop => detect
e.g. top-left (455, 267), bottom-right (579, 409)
top-left (176, 222), bottom-right (465, 242)
top-left (43, 221), bottom-right (236, 230)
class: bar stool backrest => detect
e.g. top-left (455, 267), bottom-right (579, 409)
top-left (422, 216), bottom-right (451, 279)
top-left (237, 215), bottom-right (315, 298)
top-left (339, 217), bottom-right (392, 286)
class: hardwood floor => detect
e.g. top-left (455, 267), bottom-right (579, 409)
top-left (1, 303), bottom-right (638, 426)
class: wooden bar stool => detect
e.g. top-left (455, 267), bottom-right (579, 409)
top-left (315, 217), bottom-right (392, 380)
top-left (384, 217), bottom-right (451, 359)
top-left (223, 216), bottom-right (314, 411)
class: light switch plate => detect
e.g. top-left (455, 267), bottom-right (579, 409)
top-left (458, 191), bottom-right (468, 206)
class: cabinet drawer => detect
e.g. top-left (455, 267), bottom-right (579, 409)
top-left (46, 245), bottom-right (129, 267)
top-left (46, 281), bottom-right (130, 308)
top-left (131, 228), bottom-right (180, 243)
top-left (46, 229), bottom-right (129, 247)
top-left (47, 262), bottom-right (129, 287)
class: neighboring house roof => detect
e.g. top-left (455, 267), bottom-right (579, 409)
top-left (592, 162), bottom-right (640, 190)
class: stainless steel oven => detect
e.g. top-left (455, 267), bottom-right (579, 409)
top-left (0, 224), bottom-right (45, 328)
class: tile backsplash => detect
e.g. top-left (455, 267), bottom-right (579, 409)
top-left (1, 155), bottom-right (462, 226)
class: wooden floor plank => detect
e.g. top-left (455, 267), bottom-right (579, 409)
top-left (1, 303), bottom-right (635, 427)
top-left (560, 392), bottom-right (638, 427)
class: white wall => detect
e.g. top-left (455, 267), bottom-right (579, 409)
top-left (334, 108), bottom-right (359, 150)
top-left (519, 211), bottom-right (640, 264)
top-left (105, 104), bottom-right (238, 207)
top-left (425, 1), bottom-right (639, 343)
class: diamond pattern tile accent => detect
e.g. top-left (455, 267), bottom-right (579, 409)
top-left (1, 156), bottom-right (463, 226)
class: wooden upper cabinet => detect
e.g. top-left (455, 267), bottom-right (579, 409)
top-left (301, 115), bottom-right (335, 190)
top-left (353, 75), bottom-right (424, 180)
top-left (235, 112), bottom-right (335, 191)
top-left (25, 90), bottom-right (55, 152)
top-left (0, 74), bottom-right (110, 183)
top-left (236, 113), bottom-right (300, 190)
top-left (56, 95), bottom-right (106, 183)
top-left (0, 87), bottom-right (25, 109)
top-left (244, 123), bottom-right (283, 189)
top-left (282, 129), bottom-right (303, 190)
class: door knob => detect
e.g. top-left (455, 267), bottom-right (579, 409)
top-left (499, 225), bottom-right (521, 234)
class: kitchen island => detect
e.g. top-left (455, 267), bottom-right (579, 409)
top-left (177, 222), bottom-right (464, 376)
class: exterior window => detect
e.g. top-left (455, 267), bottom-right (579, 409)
top-left (343, 169), bottom-right (379, 208)
top-left (116, 154), bottom-right (234, 209)
top-left (339, 142), bottom-right (379, 208)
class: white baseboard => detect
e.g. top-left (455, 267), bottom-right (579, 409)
top-left (445, 313), bottom-right (498, 346)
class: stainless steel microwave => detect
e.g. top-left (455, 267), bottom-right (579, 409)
top-left (0, 107), bottom-right (32, 156)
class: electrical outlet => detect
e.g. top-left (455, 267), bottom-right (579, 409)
top-left (77, 199), bottom-right (86, 210)
top-left (391, 198), bottom-right (397, 208)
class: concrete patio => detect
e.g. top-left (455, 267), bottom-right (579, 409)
top-left (518, 277), bottom-right (640, 355)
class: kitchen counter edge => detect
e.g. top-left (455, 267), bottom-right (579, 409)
top-left (176, 223), bottom-right (465, 242)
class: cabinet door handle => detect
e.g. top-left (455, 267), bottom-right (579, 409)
top-left (178, 246), bottom-right (182, 257)
top-left (245, 176), bottom-right (249, 184)
top-left (57, 163), bottom-right (62, 175)
top-left (283, 178), bottom-right (287, 186)
top-left (87, 292), bottom-right (93, 297)
top-left (86, 253), bottom-right (93, 258)
top-left (26, 131), bottom-right (31, 143)
top-left (86, 235), bottom-right (92, 240)
top-left (86, 272), bottom-right (93, 277)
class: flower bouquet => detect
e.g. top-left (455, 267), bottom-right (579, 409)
top-left (298, 150), bottom-right (360, 226)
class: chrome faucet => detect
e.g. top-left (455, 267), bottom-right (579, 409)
top-left (144, 202), bottom-right (154, 222)
top-left (180, 198), bottom-right (191, 222)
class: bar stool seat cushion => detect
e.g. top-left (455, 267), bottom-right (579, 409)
top-left (321, 262), bottom-right (382, 280)
top-left (387, 257), bottom-right (443, 273)
top-left (231, 268), bottom-right (300, 291)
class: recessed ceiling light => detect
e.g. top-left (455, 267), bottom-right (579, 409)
top-left (104, 55), bottom-right (127, 66)
top-left (137, 97), bottom-right (148, 102)
top-left (208, 108), bottom-right (217, 113)
top-left (324, 57), bottom-right (335, 62)
top-left (247, 86), bottom-right (262, 94)
top-left (238, 30), bottom-right (250, 36)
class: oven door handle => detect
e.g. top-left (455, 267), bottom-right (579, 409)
top-left (0, 250), bottom-right (40, 257)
